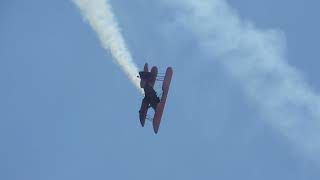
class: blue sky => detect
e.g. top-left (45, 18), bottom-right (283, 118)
top-left (1, 0), bottom-right (320, 179)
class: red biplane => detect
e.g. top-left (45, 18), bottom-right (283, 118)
top-left (137, 63), bottom-right (173, 134)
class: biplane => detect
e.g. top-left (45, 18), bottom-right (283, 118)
top-left (137, 63), bottom-right (173, 134)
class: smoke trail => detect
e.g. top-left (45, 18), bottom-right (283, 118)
top-left (164, 0), bottom-right (320, 160)
top-left (72, 0), bottom-right (143, 94)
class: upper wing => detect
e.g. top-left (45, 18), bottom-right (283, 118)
top-left (153, 67), bottom-right (173, 134)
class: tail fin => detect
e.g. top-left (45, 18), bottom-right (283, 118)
top-left (144, 63), bottom-right (149, 72)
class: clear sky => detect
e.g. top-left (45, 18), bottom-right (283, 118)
top-left (1, 0), bottom-right (320, 179)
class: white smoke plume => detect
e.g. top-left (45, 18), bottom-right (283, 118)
top-left (164, 0), bottom-right (320, 161)
top-left (72, 0), bottom-right (143, 94)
